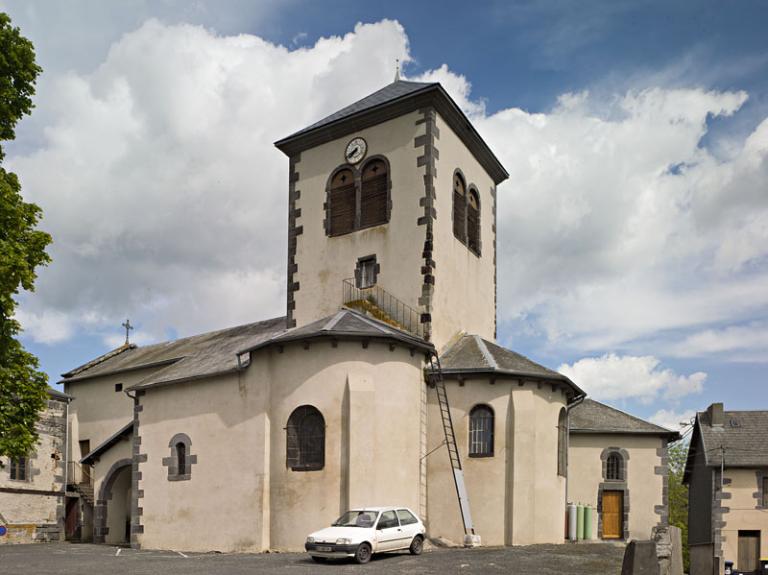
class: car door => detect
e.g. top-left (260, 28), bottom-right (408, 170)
top-left (374, 510), bottom-right (402, 551)
top-left (396, 509), bottom-right (421, 544)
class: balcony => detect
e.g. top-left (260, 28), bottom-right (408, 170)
top-left (342, 278), bottom-right (424, 338)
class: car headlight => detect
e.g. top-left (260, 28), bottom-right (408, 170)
top-left (336, 538), bottom-right (351, 545)
top-left (306, 536), bottom-right (315, 544)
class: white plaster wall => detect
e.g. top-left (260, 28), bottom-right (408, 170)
top-left (292, 111), bottom-right (427, 329)
top-left (720, 468), bottom-right (768, 571)
top-left (426, 378), bottom-right (567, 546)
top-left (568, 433), bottom-right (666, 540)
top-left (136, 341), bottom-right (426, 553)
top-left (431, 113), bottom-right (496, 349)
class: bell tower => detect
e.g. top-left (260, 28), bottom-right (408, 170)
top-left (275, 79), bottom-right (508, 349)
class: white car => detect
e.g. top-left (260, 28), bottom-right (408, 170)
top-left (305, 507), bottom-right (426, 564)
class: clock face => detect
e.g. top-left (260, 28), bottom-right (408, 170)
top-left (345, 137), bottom-right (367, 164)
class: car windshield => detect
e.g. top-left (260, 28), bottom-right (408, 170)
top-left (332, 510), bottom-right (379, 528)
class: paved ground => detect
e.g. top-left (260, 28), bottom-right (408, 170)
top-left (0, 542), bottom-right (625, 574)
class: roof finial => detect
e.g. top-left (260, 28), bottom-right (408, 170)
top-left (394, 59), bottom-right (400, 82)
top-left (121, 318), bottom-right (133, 345)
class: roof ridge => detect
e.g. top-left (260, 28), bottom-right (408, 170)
top-left (62, 343), bottom-right (136, 378)
top-left (474, 336), bottom-right (499, 369)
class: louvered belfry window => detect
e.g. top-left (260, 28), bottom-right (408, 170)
top-left (329, 168), bottom-right (356, 236)
top-left (286, 405), bottom-right (325, 471)
top-left (327, 158), bottom-right (390, 237)
top-left (469, 405), bottom-right (494, 457)
top-left (453, 172), bottom-right (467, 242)
top-left (360, 159), bottom-right (388, 228)
top-left (467, 189), bottom-right (480, 254)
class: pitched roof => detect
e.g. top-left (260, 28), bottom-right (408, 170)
top-left (569, 399), bottom-right (680, 439)
top-left (284, 80), bottom-right (436, 139)
top-left (275, 79), bottom-right (509, 185)
top-left (81, 421), bottom-right (134, 466)
top-left (47, 387), bottom-right (72, 401)
top-left (432, 334), bottom-right (584, 399)
top-left (238, 307), bottom-right (434, 356)
top-left (61, 317), bottom-right (287, 386)
top-left (694, 408), bottom-right (768, 468)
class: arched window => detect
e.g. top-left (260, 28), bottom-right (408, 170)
top-left (606, 453), bottom-right (622, 481)
top-left (453, 171), bottom-right (467, 243)
top-left (286, 405), bottom-right (325, 471)
top-left (360, 158), bottom-right (388, 228)
top-left (557, 408), bottom-right (567, 477)
top-left (469, 405), bottom-right (494, 457)
top-left (467, 188), bottom-right (480, 254)
top-left (175, 442), bottom-right (187, 476)
top-left (329, 168), bottom-right (356, 236)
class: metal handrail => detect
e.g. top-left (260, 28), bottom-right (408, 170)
top-left (342, 279), bottom-right (423, 338)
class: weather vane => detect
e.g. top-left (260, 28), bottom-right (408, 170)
top-left (121, 318), bottom-right (133, 345)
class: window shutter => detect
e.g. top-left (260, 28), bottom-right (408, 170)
top-left (453, 191), bottom-right (466, 241)
top-left (360, 160), bottom-right (388, 228)
top-left (329, 169), bottom-right (356, 236)
top-left (467, 205), bottom-right (480, 253)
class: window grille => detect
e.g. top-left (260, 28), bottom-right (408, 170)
top-left (286, 405), bottom-right (325, 471)
top-left (469, 405), bottom-right (494, 457)
top-left (606, 453), bottom-right (622, 481)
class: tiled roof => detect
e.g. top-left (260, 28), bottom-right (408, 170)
top-left (696, 409), bottom-right (768, 468)
top-left (279, 80), bottom-right (436, 141)
top-left (570, 399), bottom-right (679, 438)
top-left (432, 334), bottom-right (584, 398)
top-left (61, 317), bottom-right (287, 385)
top-left (238, 308), bottom-right (434, 355)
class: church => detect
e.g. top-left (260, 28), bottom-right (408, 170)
top-left (53, 76), bottom-right (675, 552)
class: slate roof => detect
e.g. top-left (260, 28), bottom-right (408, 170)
top-left (275, 79), bottom-right (509, 184)
top-left (81, 421), bottom-right (134, 466)
top-left (569, 399), bottom-right (680, 438)
top-left (61, 317), bottom-right (287, 386)
top-left (238, 307), bottom-right (434, 355)
top-left (694, 408), bottom-right (768, 468)
top-left (47, 387), bottom-right (72, 401)
top-left (432, 334), bottom-right (585, 399)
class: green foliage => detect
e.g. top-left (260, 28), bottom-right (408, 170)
top-left (0, 12), bottom-right (50, 460)
top-left (0, 12), bottom-right (41, 161)
top-left (668, 441), bottom-right (690, 572)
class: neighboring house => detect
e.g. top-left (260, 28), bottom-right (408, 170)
top-left (568, 399), bottom-right (680, 541)
top-left (684, 403), bottom-right (768, 575)
top-left (0, 388), bottom-right (71, 544)
top-left (56, 77), bottom-right (670, 553)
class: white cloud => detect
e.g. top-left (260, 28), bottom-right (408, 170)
top-left (10, 19), bottom-right (410, 346)
top-left (8, 18), bottom-right (768, 364)
top-left (668, 321), bottom-right (768, 361)
top-left (558, 354), bottom-right (706, 402)
top-left (649, 408), bottom-right (697, 433)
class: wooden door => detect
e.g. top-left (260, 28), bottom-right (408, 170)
top-left (65, 498), bottom-right (79, 540)
top-left (602, 491), bottom-right (623, 539)
top-left (738, 531), bottom-right (760, 573)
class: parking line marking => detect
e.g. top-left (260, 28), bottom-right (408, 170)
top-left (115, 548), bottom-right (121, 556)
top-left (176, 551), bottom-right (188, 558)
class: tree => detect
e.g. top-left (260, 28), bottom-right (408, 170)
top-left (668, 441), bottom-right (690, 572)
top-left (0, 11), bottom-right (51, 460)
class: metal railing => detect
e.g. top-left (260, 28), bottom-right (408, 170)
top-left (342, 278), bottom-right (423, 338)
top-left (67, 460), bottom-right (93, 487)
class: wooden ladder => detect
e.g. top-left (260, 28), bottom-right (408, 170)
top-left (429, 353), bottom-right (475, 536)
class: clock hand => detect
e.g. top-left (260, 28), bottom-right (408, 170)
top-left (347, 146), bottom-right (359, 159)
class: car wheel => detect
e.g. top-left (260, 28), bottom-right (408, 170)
top-left (311, 556), bottom-right (326, 563)
top-left (354, 542), bottom-right (372, 564)
top-left (409, 535), bottom-right (424, 555)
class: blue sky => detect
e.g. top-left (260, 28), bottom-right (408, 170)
top-left (3, 0), bottom-right (768, 430)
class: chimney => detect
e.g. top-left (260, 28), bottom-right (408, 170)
top-left (707, 403), bottom-right (724, 427)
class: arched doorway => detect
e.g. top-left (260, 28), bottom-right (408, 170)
top-left (94, 459), bottom-right (132, 545)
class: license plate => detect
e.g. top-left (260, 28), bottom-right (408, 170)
top-left (317, 546), bottom-right (332, 552)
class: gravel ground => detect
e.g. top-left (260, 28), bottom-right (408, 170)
top-left (0, 542), bottom-right (625, 574)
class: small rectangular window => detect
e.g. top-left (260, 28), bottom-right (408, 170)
top-left (356, 256), bottom-right (378, 289)
top-left (10, 457), bottom-right (28, 481)
top-left (115, 383), bottom-right (123, 392)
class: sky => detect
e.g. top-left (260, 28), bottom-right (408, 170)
top-left (2, 0), bottom-right (767, 432)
